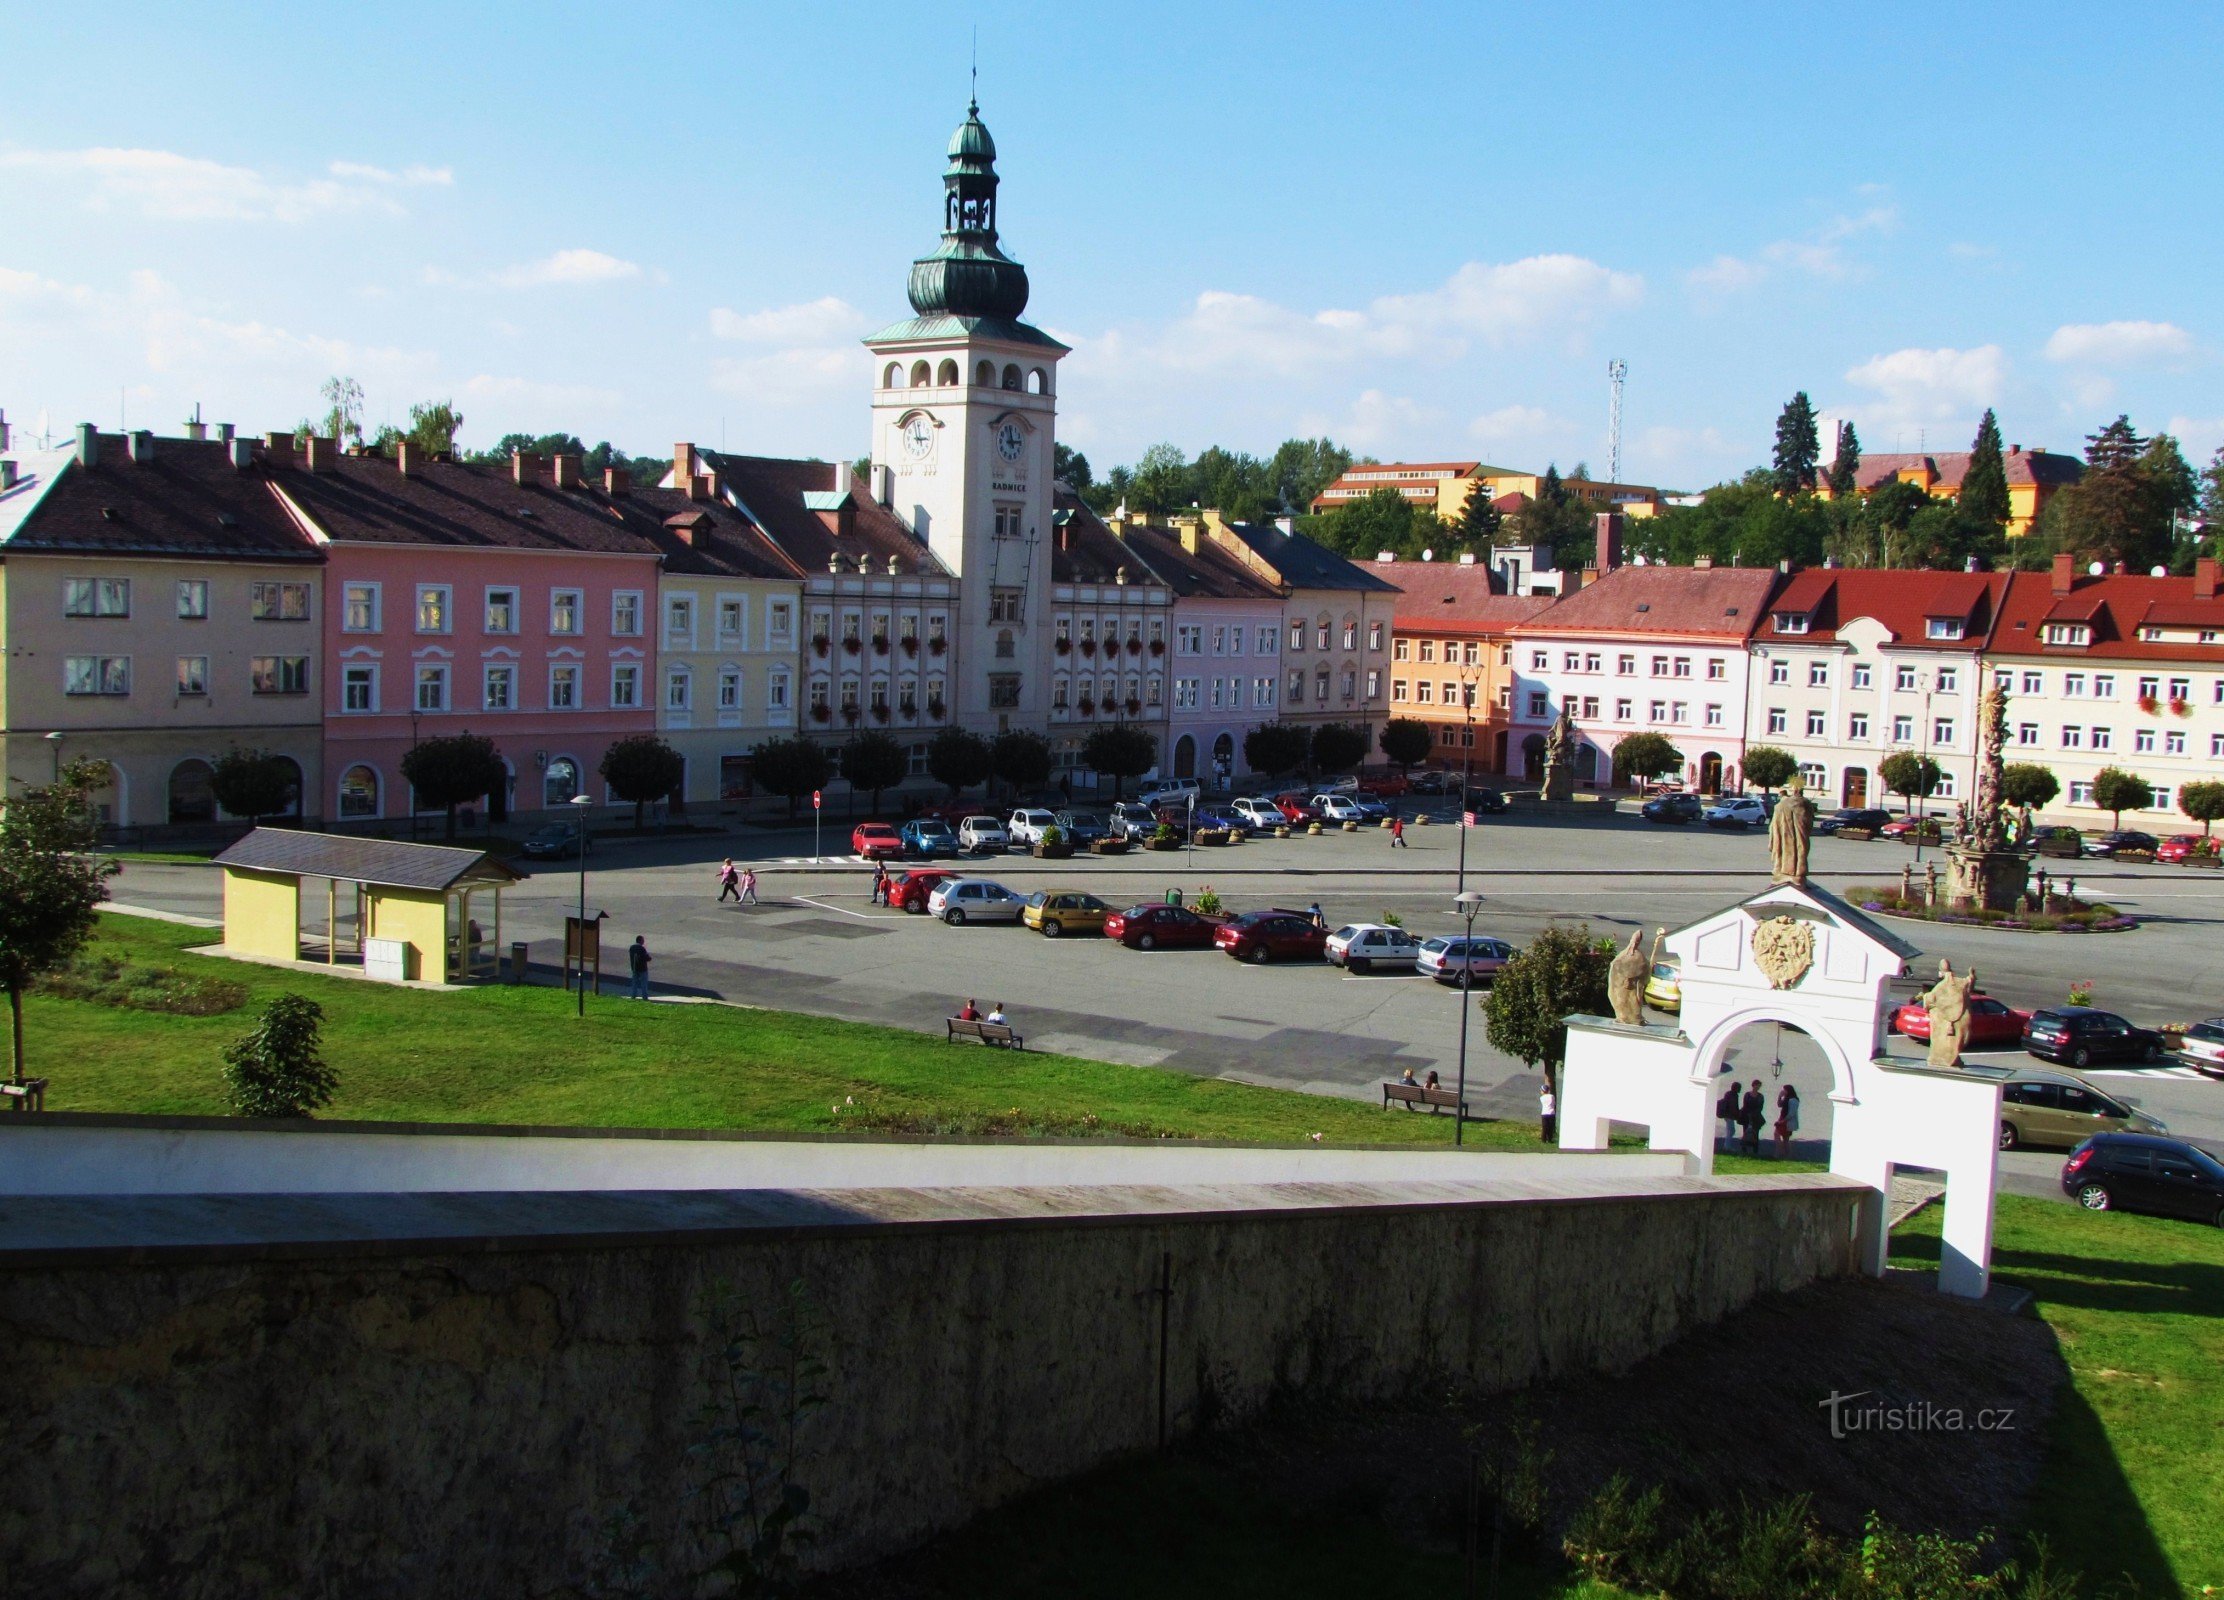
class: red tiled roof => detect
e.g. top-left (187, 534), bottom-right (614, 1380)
top-left (1513, 564), bottom-right (1781, 641)
top-left (1990, 570), bottom-right (2224, 662)
top-left (5, 433), bottom-right (318, 561)
top-left (699, 451), bottom-right (950, 579)
top-left (1749, 568), bottom-right (2009, 649)
top-left (1370, 559), bottom-right (1554, 631)
top-left (1850, 449), bottom-right (2083, 494)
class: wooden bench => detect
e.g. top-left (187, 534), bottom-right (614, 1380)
top-left (2, 1077), bottom-right (50, 1113)
top-left (947, 1017), bottom-right (1024, 1050)
top-left (1382, 1081), bottom-right (1467, 1118)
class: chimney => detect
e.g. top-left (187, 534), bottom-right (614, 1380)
top-left (604, 466), bottom-right (631, 497)
top-left (0, 461), bottom-right (17, 492)
top-left (703, 468), bottom-right (722, 503)
top-left (1694, 554), bottom-right (1714, 570)
top-left (686, 473), bottom-right (708, 503)
top-left (1594, 510), bottom-right (1623, 573)
top-left (551, 453), bottom-right (581, 490)
top-left (227, 438), bottom-right (253, 470)
top-left (673, 442), bottom-right (698, 486)
top-left (305, 435), bottom-right (338, 473)
top-left (396, 440), bottom-right (423, 477)
top-left (1178, 523), bottom-right (1202, 556)
top-left (1778, 559), bottom-right (1791, 573)
top-left (263, 430), bottom-right (293, 458)
top-left (2009, 444), bottom-right (2022, 455)
top-left (1965, 555), bottom-right (1980, 573)
top-left (0, 408), bottom-right (8, 450)
top-left (1057, 523), bottom-right (1070, 553)
top-left (1459, 551), bottom-right (1476, 565)
top-left (216, 422), bottom-right (235, 443)
top-left (2052, 552), bottom-right (2076, 594)
top-left (76, 424), bottom-right (100, 466)
top-left (2194, 556), bottom-right (2218, 601)
top-left (511, 449), bottom-right (540, 486)
top-left (184, 418), bottom-right (207, 442)
top-left (2112, 560), bottom-right (2127, 576)
top-left (127, 429), bottom-right (154, 464)
top-left (872, 463), bottom-right (894, 506)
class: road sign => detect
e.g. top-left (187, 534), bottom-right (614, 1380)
top-left (812, 790), bottom-right (822, 809)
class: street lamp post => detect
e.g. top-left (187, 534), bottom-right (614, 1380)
top-left (43, 730), bottom-right (64, 782)
top-left (571, 792), bottom-right (594, 1018)
top-left (1914, 685), bottom-right (1934, 864)
top-left (408, 710), bottom-right (422, 841)
top-left (1453, 889), bottom-right (1485, 1147)
top-left (1456, 668), bottom-right (1477, 898)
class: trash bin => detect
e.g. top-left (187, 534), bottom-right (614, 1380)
top-left (1164, 888), bottom-right (1184, 907)
top-left (509, 941), bottom-right (529, 984)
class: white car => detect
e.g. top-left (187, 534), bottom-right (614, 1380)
top-left (1416, 935), bottom-right (1515, 985)
top-left (1229, 797), bottom-right (1285, 830)
top-left (957, 815), bottom-right (1010, 853)
top-left (1703, 795), bottom-right (1769, 827)
top-left (2179, 1017), bottom-right (2224, 1071)
top-left (1313, 794), bottom-right (1369, 823)
top-left (1324, 923), bottom-right (1421, 972)
top-left (1006, 808), bottom-right (1058, 846)
top-left (926, 878), bottom-right (1026, 925)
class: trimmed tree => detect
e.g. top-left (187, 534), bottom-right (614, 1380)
top-left (751, 734), bottom-right (834, 819)
top-left (1243, 722), bottom-right (1312, 782)
top-left (598, 734), bottom-right (686, 830)
top-left (1309, 722), bottom-right (1370, 776)
top-left (2090, 766), bottom-right (2154, 831)
top-left (1879, 752), bottom-right (1944, 810)
top-left (926, 726), bottom-right (992, 802)
top-left (1484, 921), bottom-right (1613, 1096)
top-left (2179, 779), bottom-right (2224, 839)
top-left (222, 994), bottom-right (336, 1118)
top-left (0, 759), bottom-right (118, 1089)
top-left (990, 729), bottom-right (1053, 801)
top-left (210, 747), bottom-right (297, 825)
top-left (1612, 732), bottom-right (1683, 788)
top-left (1378, 717), bottom-right (1434, 777)
top-left (1741, 745), bottom-right (1797, 798)
top-left (1081, 723), bottom-right (1156, 799)
top-left (838, 730), bottom-right (908, 814)
top-left (2000, 763), bottom-right (2061, 811)
top-left (400, 732), bottom-right (507, 840)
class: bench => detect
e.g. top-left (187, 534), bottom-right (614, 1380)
top-left (1382, 1081), bottom-right (1467, 1118)
top-left (947, 1017), bottom-right (1024, 1050)
top-left (2, 1077), bottom-right (50, 1113)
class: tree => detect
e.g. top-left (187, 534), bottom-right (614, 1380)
top-left (1455, 481), bottom-right (1502, 547)
top-left (1826, 420), bottom-right (1862, 498)
top-left (599, 734), bottom-right (686, 830)
top-left (990, 729), bottom-right (1052, 799)
top-left (222, 994), bottom-right (335, 1118)
top-left (1484, 921), bottom-right (1613, 1095)
top-left (1081, 724), bottom-right (1156, 798)
top-left (2085, 415), bottom-right (2145, 472)
top-left (1243, 722), bottom-right (1311, 781)
top-left (1741, 745), bottom-right (1797, 797)
top-left (1378, 718), bottom-right (1434, 776)
top-left (2000, 763), bottom-right (2060, 811)
top-left (1308, 722), bottom-right (1369, 775)
top-left (751, 735), bottom-right (835, 819)
top-left (1878, 752), bottom-right (1943, 808)
top-left (400, 733), bottom-right (507, 840)
top-left (1612, 732), bottom-right (1683, 787)
top-left (318, 375), bottom-right (365, 445)
top-left (210, 747), bottom-right (297, 824)
top-left (1267, 437), bottom-right (1354, 513)
top-left (1961, 409), bottom-right (2011, 528)
top-left (2198, 445), bottom-right (2224, 533)
top-left (406, 400), bottom-right (463, 456)
top-left (2179, 780), bottom-right (2224, 839)
top-left (1771, 391), bottom-right (1821, 496)
top-left (1053, 444), bottom-right (1092, 493)
top-left (1127, 444), bottom-right (1192, 515)
top-left (1314, 486), bottom-right (1445, 559)
top-left (1191, 446), bottom-right (1274, 522)
top-left (926, 727), bottom-right (992, 800)
top-left (838, 730), bottom-right (908, 813)
top-left (0, 759), bottom-right (118, 1087)
top-left (2090, 766), bottom-right (2153, 830)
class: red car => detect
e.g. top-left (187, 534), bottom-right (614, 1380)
top-left (851, 822), bottom-right (903, 859)
top-left (1891, 993), bottom-right (2031, 1048)
top-left (886, 868), bottom-right (958, 913)
top-left (2155, 834), bottom-right (2208, 863)
top-left (1103, 903), bottom-right (1226, 950)
top-left (1355, 772), bottom-right (1411, 797)
top-left (1214, 910), bottom-right (1327, 964)
top-left (1272, 793), bottom-right (1322, 823)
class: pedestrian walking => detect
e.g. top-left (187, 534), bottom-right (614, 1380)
top-left (717, 858), bottom-right (741, 903)
top-left (739, 867), bottom-right (759, 905)
top-left (1738, 1079), bottom-right (1765, 1157)
top-left (1539, 1081), bottom-right (1557, 1144)
top-left (1389, 815), bottom-right (1407, 849)
top-left (1716, 1082), bottom-right (1742, 1151)
top-left (627, 935), bottom-right (652, 1000)
top-left (1774, 1084), bottom-right (1802, 1159)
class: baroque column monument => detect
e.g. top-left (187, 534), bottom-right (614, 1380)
top-left (1947, 679), bottom-right (2030, 912)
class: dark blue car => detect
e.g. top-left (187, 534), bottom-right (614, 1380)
top-left (899, 817), bottom-right (958, 857)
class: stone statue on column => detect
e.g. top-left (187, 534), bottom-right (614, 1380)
top-left (1947, 677), bottom-right (2030, 912)
top-left (1768, 770), bottom-right (1813, 884)
top-left (1540, 704), bottom-right (1577, 804)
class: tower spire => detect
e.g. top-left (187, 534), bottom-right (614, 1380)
top-left (904, 98), bottom-right (1030, 321)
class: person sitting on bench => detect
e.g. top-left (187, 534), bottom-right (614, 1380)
top-left (957, 998), bottom-right (980, 1021)
top-left (985, 1001), bottom-right (1007, 1027)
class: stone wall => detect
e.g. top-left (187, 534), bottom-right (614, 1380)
top-left (0, 1177), bottom-right (1862, 1598)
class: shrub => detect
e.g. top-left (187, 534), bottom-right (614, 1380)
top-left (33, 953), bottom-right (247, 1016)
top-left (1192, 887), bottom-right (1223, 916)
top-left (221, 994), bottom-right (336, 1118)
top-left (1152, 822), bottom-right (1179, 843)
top-left (1039, 824), bottom-right (1064, 847)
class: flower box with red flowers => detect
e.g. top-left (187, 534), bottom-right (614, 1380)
top-left (928, 637), bottom-right (947, 657)
top-left (842, 636), bottom-right (863, 655)
top-left (1148, 639), bottom-right (1165, 657)
top-left (926, 698), bottom-right (947, 720)
top-left (811, 634), bottom-right (831, 659)
top-left (1078, 639), bottom-right (1097, 657)
top-left (871, 635), bottom-right (890, 655)
top-left (1055, 637), bottom-right (1072, 655)
top-left (1126, 637), bottom-right (1143, 655)
top-left (2137, 694), bottom-right (2160, 714)
top-left (809, 703), bottom-right (832, 723)
top-left (900, 636), bottom-right (919, 657)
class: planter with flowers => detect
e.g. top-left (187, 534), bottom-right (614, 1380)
top-left (927, 696), bottom-right (946, 721)
top-left (1079, 638), bottom-right (1097, 658)
top-left (1126, 637), bottom-right (1143, 656)
top-left (810, 702), bottom-right (832, 724)
top-left (900, 636), bottom-right (919, 658)
top-left (899, 699), bottom-right (917, 721)
top-left (1078, 697), bottom-right (1096, 717)
top-left (2137, 693), bottom-right (2160, 714)
top-left (1148, 639), bottom-right (1165, 658)
top-left (811, 633), bottom-right (831, 659)
top-left (2172, 697), bottom-right (2193, 718)
top-left (1032, 824), bottom-right (1074, 860)
top-left (1144, 823), bottom-right (1182, 852)
top-left (871, 704), bottom-right (892, 724)
top-left (840, 704), bottom-right (861, 726)
top-left (1055, 637), bottom-right (1072, 656)
top-left (928, 637), bottom-right (947, 657)
top-left (871, 634), bottom-right (890, 656)
top-left (842, 636), bottom-right (863, 656)
top-left (1124, 696), bottom-right (1141, 716)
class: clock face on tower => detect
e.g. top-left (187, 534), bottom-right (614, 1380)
top-left (996, 421), bottom-right (1026, 463)
top-left (902, 415), bottom-right (935, 460)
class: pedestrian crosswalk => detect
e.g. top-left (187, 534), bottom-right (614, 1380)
top-left (2089, 1064), bottom-right (2218, 1082)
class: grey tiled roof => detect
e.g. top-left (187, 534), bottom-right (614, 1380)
top-left (216, 828), bottom-right (523, 890)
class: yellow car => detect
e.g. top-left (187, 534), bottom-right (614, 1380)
top-left (1644, 957), bottom-right (1682, 1014)
top-left (1024, 890), bottom-right (1113, 938)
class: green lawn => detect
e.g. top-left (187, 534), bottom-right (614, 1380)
top-left (28, 915), bottom-right (1543, 1149)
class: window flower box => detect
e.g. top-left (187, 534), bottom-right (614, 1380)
top-left (2171, 698), bottom-right (2193, 717)
top-left (928, 637), bottom-right (947, 657)
top-left (927, 696), bottom-right (946, 720)
top-left (810, 702), bottom-right (832, 724)
top-left (871, 704), bottom-right (892, 724)
top-left (811, 634), bottom-right (831, 658)
top-left (1124, 696), bottom-right (1141, 715)
top-left (2137, 693), bottom-right (2160, 714)
top-left (871, 635), bottom-right (890, 655)
top-left (1148, 639), bottom-right (1165, 657)
top-left (1126, 637), bottom-right (1143, 656)
top-left (900, 636), bottom-right (919, 657)
top-left (899, 699), bottom-right (917, 720)
top-left (840, 703), bottom-right (861, 724)
top-left (842, 636), bottom-right (863, 655)
top-left (1078, 698), bottom-right (1096, 717)
top-left (1055, 637), bottom-right (1072, 655)
top-left (1079, 638), bottom-right (1097, 657)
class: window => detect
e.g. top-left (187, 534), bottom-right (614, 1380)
top-left (1772, 611), bottom-right (1811, 635)
top-left (612, 664), bottom-right (641, 708)
top-left (1209, 624), bottom-right (1227, 656)
top-left (1420, 641), bottom-right (1438, 664)
top-left (2021, 671), bottom-right (2042, 694)
top-left (1315, 621), bottom-right (1330, 650)
top-left (666, 596), bottom-right (693, 643)
top-left (768, 670), bottom-right (790, 711)
top-left (1176, 624), bottom-right (1203, 655)
top-left (1936, 667), bottom-right (1958, 693)
top-left (251, 655), bottom-right (309, 695)
top-left (2089, 726), bottom-right (2111, 751)
top-left (1289, 669), bottom-right (1307, 703)
top-left (769, 601), bottom-right (793, 643)
top-left (1342, 622), bottom-right (1357, 650)
top-left (2043, 622), bottom-right (2090, 646)
top-left (1529, 691), bottom-right (1548, 717)
top-left (1258, 676), bottom-right (1279, 708)
top-left (1651, 655), bottom-right (1669, 677)
top-left (2168, 676), bottom-right (2190, 703)
top-left (485, 587), bottom-right (519, 634)
top-left (1893, 715), bottom-right (1914, 743)
top-left (1615, 698), bottom-right (1633, 720)
top-left (1415, 680), bottom-right (1435, 705)
top-left (413, 663), bottom-right (449, 711)
top-left (1926, 616), bottom-right (1965, 641)
top-left (1767, 708), bottom-right (1787, 735)
top-left (339, 766), bottom-right (379, 819)
top-left (1315, 669), bottom-right (1331, 703)
top-left (1648, 700), bottom-right (1665, 723)
top-left (1671, 702), bottom-right (1689, 724)
top-left (1392, 678), bottom-right (1409, 702)
top-left (1808, 661), bottom-right (1829, 688)
top-left (2166, 731), bottom-right (2185, 756)
top-left (1617, 654), bottom-right (1636, 675)
top-left (1848, 713), bottom-right (1869, 740)
top-left (1706, 657), bottom-right (1726, 680)
top-left (2213, 733), bottom-right (2224, 758)
top-left (2061, 726), bottom-right (2083, 749)
top-left (483, 664), bottom-right (514, 711)
top-left (1672, 657), bottom-right (1692, 678)
top-left (63, 577), bottom-right (131, 617)
top-left (2135, 729), bottom-right (2156, 754)
top-left (1368, 621), bottom-right (1384, 650)
top-left (1146, 676), bottom-right (1162, 706)
top-left (416, 585), bottom-right (452, 634)
top-left (2018, 723), bottom-right (2038, 746)
top-left (1895, 665), bottom-right (1916, 691)
top-left (1933, 717), bottom-right (1955, 747)
top-left (175, 656), bottom-right (208, 697)
top-left (1851, 663), bottom-right (1872, 690)
top-left (2091, 673), bottom-right (2114, 698)
top-left (550, 664), bottom-right (579, 709)
top-left (343, 583), bottom-right (379, 632)
top-left (342, 664), bottom-right (377, 713)
top-left (988, 589), bottom-right (1023, 623)
top-left (719, 667), bottom-right (742, 711)
top-left (1769, 659), bottom-right (1789, 685)
top-left (2069, 780), bottom-right (2094, 806)
top-left (1530, 649), bottom-right (1547, 670)
top-left (250, 581), bottom-right (311, 621)
top-left (177, 581), bottom-right (208, 620)
top-left (1806, 710), bottom-right (1826, 737)
top-left (601, 591), bottom-right (632, 636)
top-left (1257, 626), bottom-right (1277, 654)
top-left (64, 655), bottom-right (129, 695)
top-left (2152, 785), bottom-right (2174, 812)
top-left (1394, 638), bottom-right (1410, 662)
top-left (1364, 668), bottom-right (1380, 699)
top-left (1580, 695), bottom-right (1598, 719)
top-left (988, 675), bottom-right (1021, 709)
top-left (2064, 672), bottom-right (2087, 697)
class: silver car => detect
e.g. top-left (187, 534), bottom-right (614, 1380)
top-left (926, 877), bottom-right (1026, 926)
top-left (1324, 923), bottom-right (1421, 972)
top-left (956, 815), bottom-right (1009, 853)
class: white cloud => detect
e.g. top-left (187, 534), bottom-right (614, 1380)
top-left (1686, 255), bottom-right (1765, 294)
top-left (2042, 320), bottom-right (2193, 368)
top-left (490, 249), bottom-right (644, 289)
top-left (460, 373), bottom-right (622, 410)
top-left (1686, 201), bottom-right (1899, 296)
top-left (1839, 344), bottom-right (2006, 450)
top-left (710, 297), bottom-right (868, 344)
top-left (0, 147), bottom-right (447, 222)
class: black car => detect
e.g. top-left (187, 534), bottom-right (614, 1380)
top-left (1817, 807), bottom-right (1892, 835)
top-left (2082, 830), bottom-right (2160, 859)
top-left (517, 822), bottom-right (589, 859)
top-left (1052, 809), bottom-right (1109, 845)
top-left (1407, 771), bottom-right (1452, 795)
top-left (1642, 793), bottom-right (1703, 824)
top-left (2062, 1133), bottom-right (2224, 1224)
top-left (1462, 787), bottom-right (1509, 815)
top-left (2022, 1008), bottom-right (2168, 1068)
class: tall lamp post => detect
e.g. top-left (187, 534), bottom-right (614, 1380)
top-left (43, 730), bottom-right (64, 781)
top-left (1914, 683), bottom-right (1935, 864)
top-left (1453, 889), bottom-right (1485, 1147)
top-left (570, 792), bottom-right (594, 1018)
top-left (1456, 666), bottom-right (1478, 898)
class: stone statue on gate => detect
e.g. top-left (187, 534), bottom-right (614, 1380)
top-left (1607, 928), bottom-right (1647, 1025)
top-left (1541, 704), bottom-right (1577, 803)
top-left (1768, 769), bottom-right (1814, 884)
top-left (1918, 958), bottom-right (1978, 1069)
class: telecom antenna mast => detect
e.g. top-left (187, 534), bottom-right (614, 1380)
top-left (1605, 359), bottom-right (1627, 485)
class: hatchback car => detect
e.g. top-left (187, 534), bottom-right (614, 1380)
top-left (1108, 801), bottom-right (1158, 839)
top-left (2177, 1017), bottom-right (2224, 1072)
top-left (1644, 957), bottom-right (1682, 1014)
top-left (851, 822), bottom-right (903, 859)
top-left (1214, 910), bottom-right (1327, 964)
top-left (1229, 797), bottom-right (1286, 830)
top-left (2023, 1008), bottom-right (2168, 1068)
top-left (2082, 830), bottom-right (2159, 859)
top-left (1024, 889), bottom-right (1113, 937)
top-left (1817, 807), bottom-right (1892, 835)
top-left (957, 815), bottom-right (1010, 853)
top-left (885, 868), bottom-right (959, 914)
top-left (1641, 794), bottom-right (1702, 824)
top-left (517, 822), bottom-right (589, 859)
top-left (1462, 787), bottom-right (1509, 816)
top-left (1051, 810), bottom-right (1109, 846)
top-left (1406, 771), bottom-right (1452, 795)
top-left (1006, 809), bottom-right (1058, 846)
top-left (1103, 903), bottom-right (1224, 950)
top-left (2155, 834), bottom-right (2209, 863)
top-left (1891, 992), bottom-right (2031, 1048)
top-left (899, 817), bottom-right (958, 857)
top-left (926, 878), bottom-right (1026, 925)
top-left (2061, 1133), bottom-right (2224, 1223)
top-left (1313, 794), bottom-right (1376, 823)
top-left (1995, 1068), bottom-right (2166, 1150)
top-left (1272, 793), bottom-right (1324, 824)
top-left (1416, 935), bottom-right (1515, 985)
top-left (1324, 923), bottom-right (1421, 972)
top-left (1703, 795), bottom-right (1769, 828)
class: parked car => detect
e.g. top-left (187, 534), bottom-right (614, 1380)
top-left (1190, 803), bottom-right (1249, 832)
top-left (2083, 829), bottom-right (2160, 859)
top-left (926, 877), bottom-right (1026, 925)
top-left (1817, 807), bottom-right (1893, 835)
top-left (1416, 935), bottom-right (1515, 985)
top-left (1992, 1067), bottom-right (2166, 1151)
top-left (886, 867), bottom-right (959, 913)
top-left (1878, 815), bottom-right (1948, 841)
top-left (2155, 834), bottom-right (2209, 864)
top-left (2177, 1017), bottom-right (2224, 1072)
top-left (1313, 794), bottom-right (1375, 823)
top-left (1136, 778), bottom-right (1202, 808)
top-left (2061, 1133), bottom-right (2224, 1222)
top-left (957, 814), bottom-right (1010, 853)
top-left (1214, 910), bottom-right (1327, 964)
top-left (851, 822), bottom-right (903, 859)
top-left (1355, 771), bottom-right (1411, 797)
top-left (1023, 889), bottom-right (1112, 937)
top-left (1462, 786), bottom-right (1509, 816)
top-left (1641, 793), bottom-right (1703, 824)
top-left (2022, 1008), bottom-right (2169, 1068)
top-left (1006, 809), bottom-right (1058, 847)
top-left (1891, 992), bottom-right (2031, 1048)
top-left (1229, 797), bottom-right (1286, 830)
top-left (1272, 793), bottom-right (1324, 824)
top-left (1703, 795), bottom-right (1769, 828)
top-left (518, 822), bottom-right (589, 859)
top-left (1406, 771), bottom-right (1453, 795)
top-left (1107, 801), bottom-right (1158, 840)
top-left (1644, 956), bottom-right (1682, 1014)
top-left (1051, 810), bottom-right (1109, 846)
top-left (1103, 903), bottom-right (1224, 950)
top-left (1324, 923), bottom-right (1421, 973)
top-left (899, 817), bottom-right (958, 857)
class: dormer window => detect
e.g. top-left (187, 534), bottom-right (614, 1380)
top-left (2042, 622), bottom-right (2090, 647)
top-left (1772, 611), bottom-right (1811, 635)
top-left (1925, 616), bottom-right (1966, 641)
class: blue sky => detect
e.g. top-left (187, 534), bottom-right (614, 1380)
top-left (4, 2), bottom-right (2220, 490)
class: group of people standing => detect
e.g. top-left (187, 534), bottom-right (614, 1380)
top-left (1717, 1077), bottom-right (1801, 1157)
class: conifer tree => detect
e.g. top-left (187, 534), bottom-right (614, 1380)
top-left (1826, 420), bottom-right (1862, 497)
top-left (1961, 408), bottom-right (2011, 528)
top-left (1772, 392), bottom-right (1821, 495)
top-left (1456, 481), bottom-right (1501, 546)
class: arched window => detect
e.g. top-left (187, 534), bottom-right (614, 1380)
top-left (167, 758), bottom-right (216, 824)
top-left (882, 362), bottom-right (901, 388)
top-left (1028, 367), bottom-right (1050, 395)
top-left (544, 756), bottom-right (580, 807)
top-left (975, 359), bottom-right (995, 386)
top-left (1000, 363), bottom-right (1021, 390)
top-left (936, 358), bottom-right (959, 385)
top-left (1211, 733), bottom-right (1235, 774)
top-left (908, 360), bottom-right (931, 388)
top-left (339, 764), bottom-right (381, 819)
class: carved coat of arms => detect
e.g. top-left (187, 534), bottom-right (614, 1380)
top-left (1750, 915), bottom-right (1814, 989)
